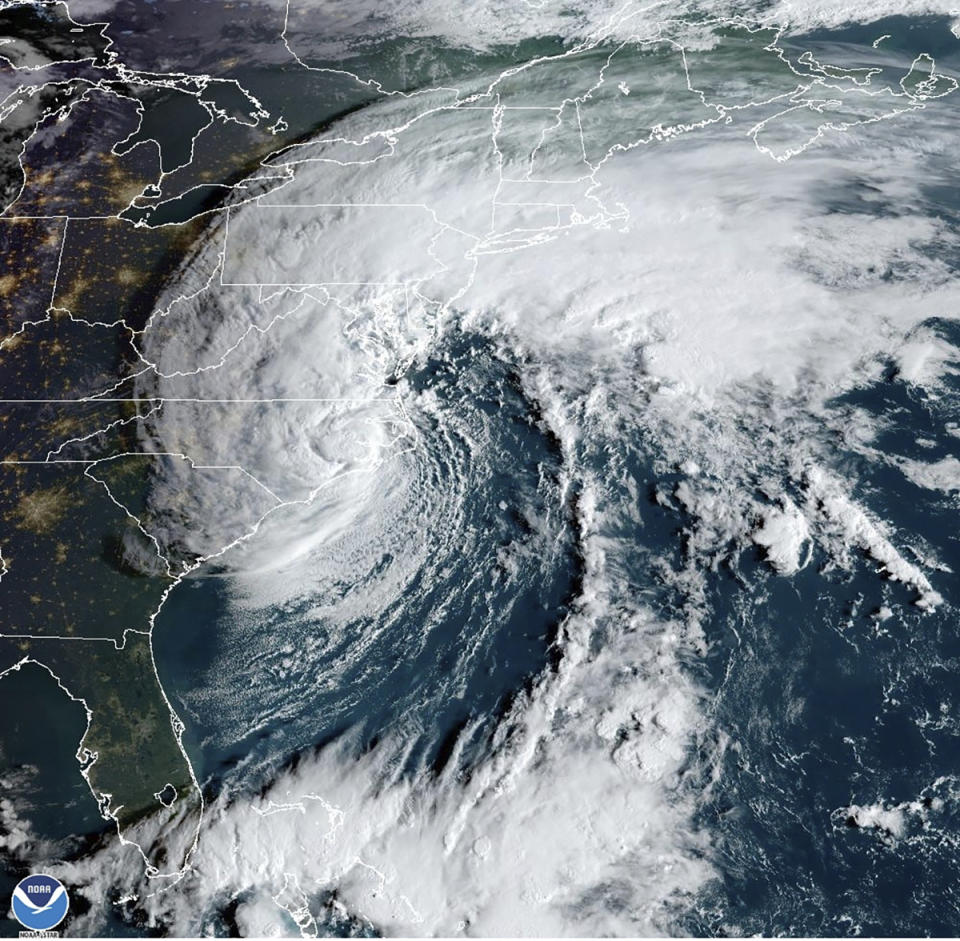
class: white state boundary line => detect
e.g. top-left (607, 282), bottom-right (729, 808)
top-left (0, 0), bottom-right (957, 907)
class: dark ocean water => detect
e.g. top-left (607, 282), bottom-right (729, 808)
top-left (7, 288), bottom-right (960, 939)
top-left (686, 327), bottom-right (960, 936)
top-left (154, 338), bottom-right (583, 785)
top-left (0, 667), bottom-right (105, 936)
top-left (3, 10), bottom-right (960, 938)
top-left (146, 320), bottom-right (960, 936)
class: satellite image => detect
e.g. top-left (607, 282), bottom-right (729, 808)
top-left (0, 0), bottom-right (959, 936)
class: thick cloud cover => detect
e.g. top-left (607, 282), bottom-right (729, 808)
top-left (34, 4), bottom-right (960, 936)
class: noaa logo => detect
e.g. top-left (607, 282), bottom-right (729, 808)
top-left (10, 874), bottom-right (69, 932)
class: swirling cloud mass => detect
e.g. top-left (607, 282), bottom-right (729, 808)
top-left (6, 0), bottom-right (960, 936)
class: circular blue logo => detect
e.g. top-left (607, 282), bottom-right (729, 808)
top-left (11, 874), bottom-right (69, 931)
